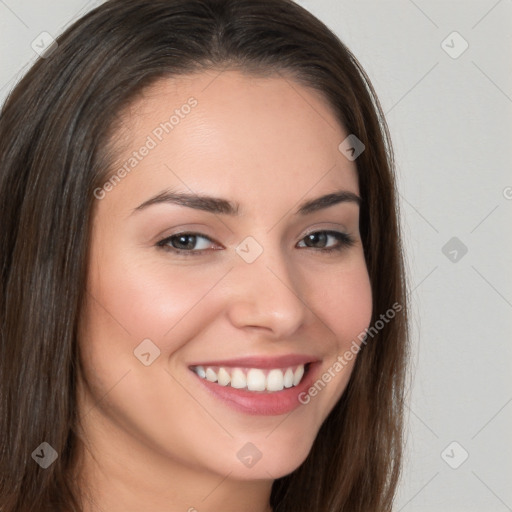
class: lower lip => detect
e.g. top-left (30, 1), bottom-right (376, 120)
top-left (191, 363), bottom-right (320, 416)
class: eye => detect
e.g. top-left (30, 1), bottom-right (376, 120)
top-left (156, 230), bottom-right (355, 257)
top-left (156, 232), bottom-right (217, 255)
top-left (297, 230), bottom-right (356, 254)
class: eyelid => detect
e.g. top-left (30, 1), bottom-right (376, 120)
top-left (156, 223), bottom-right (350, 246)
top-left (156, 227), bottom-right (356, 257)
top-left (156, 231), bottom-right (219, 250)
top-left (301, 222), bottom-right (350, 237)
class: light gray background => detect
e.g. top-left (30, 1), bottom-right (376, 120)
top-left (1, 1), bottom-right (511, 510)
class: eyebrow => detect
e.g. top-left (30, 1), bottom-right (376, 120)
top-left (131, 189), bottom-right (361, 216)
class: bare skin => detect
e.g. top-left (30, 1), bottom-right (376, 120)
top-left (75, 69), bottom-right (373, 512)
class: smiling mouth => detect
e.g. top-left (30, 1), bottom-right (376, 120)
top-left (189, 363), bottom-right (311, 393)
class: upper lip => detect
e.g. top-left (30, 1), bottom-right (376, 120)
top-left (188, 354), bottom-right (320, 369)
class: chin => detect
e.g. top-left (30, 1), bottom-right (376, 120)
top-left (214, 433), bottom-right (315, 481)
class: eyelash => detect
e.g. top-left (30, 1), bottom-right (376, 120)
top-left (156, 230), bottom-right (356, 257)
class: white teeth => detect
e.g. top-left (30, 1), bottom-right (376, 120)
top-left (217, 367), bottom-right (231, 386)
top-left (283, 368), bottom-right (294, 388)
top-left (205, 367), bottom-right (217, 382)
top-left (230, 368), bottom-right (247, 389)
top-left (247, 369), bottom-right (266, 391)
top-left (267, 369), bottom-right (284, 392)
top-left (192, 363), bottom-right (308, 392)
top-left (293, 365), bottom-right (304, 386)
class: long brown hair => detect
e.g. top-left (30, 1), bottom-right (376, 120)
top-left (0, 1), bottom-right (409, 510)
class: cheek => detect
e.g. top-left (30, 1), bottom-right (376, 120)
top-left (302, 259), bottom-right (372, 406)
top-left (311, 259), bottom-right (373, 347)
top-left (86, 242), bottom-right (227, 354)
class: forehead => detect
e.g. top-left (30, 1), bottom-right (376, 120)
top-left (101, 70), bottom-right (359, 214)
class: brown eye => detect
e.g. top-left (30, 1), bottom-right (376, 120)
top-left (298, 230), bottom-right (355, 253)
top-left (156, 232), bottom-right (218, 256)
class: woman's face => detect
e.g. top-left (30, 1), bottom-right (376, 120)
top-left (78, 70), bottom-right (372, 484)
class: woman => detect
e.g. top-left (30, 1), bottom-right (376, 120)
top-left (0, 0), bottom-right (409, 510)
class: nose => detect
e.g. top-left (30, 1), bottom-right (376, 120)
top-left (225, 241), bottom-right (310, 339)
